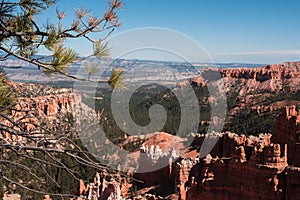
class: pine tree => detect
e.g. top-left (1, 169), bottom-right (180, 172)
top-left (0, 0), bottom-right (123, 86)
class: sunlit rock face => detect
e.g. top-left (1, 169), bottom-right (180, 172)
top-left (0, 82), bottom-right (81, 144)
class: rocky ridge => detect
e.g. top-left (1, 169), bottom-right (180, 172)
top-left (174, 105), bottom-right (300, 200)
top-left (196, 62), bottom-right (300, 135)
top-left (0, 83), bottom-right (79, 144)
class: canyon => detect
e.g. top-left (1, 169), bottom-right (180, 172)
top-left (78, 105), bottom-right (300, 200)
top-left (124, 62), bottom-right (300, 199)
top-left (1, 61), bottom-right (300, 199)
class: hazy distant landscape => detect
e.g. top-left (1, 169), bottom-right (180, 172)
top-left (1, 57), bottom-right (264, 83)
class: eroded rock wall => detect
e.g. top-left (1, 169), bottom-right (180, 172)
top-left (0, 83), bottom-right (81, 143)
top-left (272, 105), bottom-right (300, 166)
top-left (177, 106), bottom-right (300, 200)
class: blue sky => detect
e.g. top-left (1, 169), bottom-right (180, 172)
top-left (40, 0), bottom-right (300, 64)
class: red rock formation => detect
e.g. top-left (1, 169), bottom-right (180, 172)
top-left (219, 62), bottom-right (300, 84)
top-left (116, 110), bottom-right (300, 199)
top-left (0, 92), bottom-right (81, 143)
top-left (175, 159), bottom-right (198, 200)
top-left (272, 105), bottom-right (300, 166)
top-left (77, 172), bottom-right (124, 200)
top-left (271, 106), bottom-right (300, 200)
top-left (199, 63), bottom-right (300, 108)
top-left (193, 62), bottom-right (300, 89)
top-left (171, 106), bottom-right (300, 200)
top-left (15, 93), bottom-right (81, 117)
top-left (177, 132), bottom-right (288, 200)
top-left (79, 180), bottom-right (87, 196)
top-left (75, 105), bottom-right (300, 200)
top-left (133, 132), bottom-right (185, 197)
